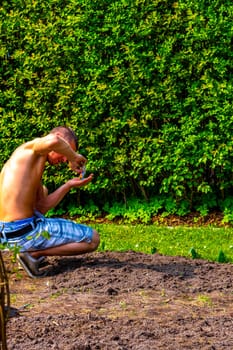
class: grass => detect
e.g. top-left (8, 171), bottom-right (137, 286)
top-left (91, 223), bottom-right (233, 263)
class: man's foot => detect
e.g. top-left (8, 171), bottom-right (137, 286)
top-left (17, 252), bottom-right (47, 278)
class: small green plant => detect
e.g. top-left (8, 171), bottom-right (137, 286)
top-left (99, 241), bottom-right (105, 251)
top-left (189, 247), bottom-right (199, 259)
top-left (196, 295), bottom-right (213, 307)
top-left (0, 243), bottom-right (21, 263)
top-left (151, 247), bottom-right (157, 254)
top-left (195, 204), bottom-right (209, 218)
top-left (119, 300), bottom-right (127, 309)
top-left (222, 209), bottom-right (233, 225)
top-left (217, 250), bottom-right (227, 263)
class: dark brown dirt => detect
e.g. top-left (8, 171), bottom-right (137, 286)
top-left (4, 248), bottom-right (233, 350)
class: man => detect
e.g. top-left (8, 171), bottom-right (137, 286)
top-left (0, 126), bottom-right (100, 278)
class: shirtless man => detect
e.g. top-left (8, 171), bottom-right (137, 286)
top-left (0, 126), bottom-right (100, 278)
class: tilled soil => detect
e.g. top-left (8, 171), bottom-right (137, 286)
top-left (4, 250), bottom-right (233, 350)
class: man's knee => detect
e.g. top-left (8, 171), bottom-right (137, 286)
top-left (90, 229), bottom-right (100, 250)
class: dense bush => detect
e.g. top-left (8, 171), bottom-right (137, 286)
top-left (0, 0), bottom-right (233, 216)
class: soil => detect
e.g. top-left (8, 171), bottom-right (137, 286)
top-left (3, 213), bottom-right (233, 349)
top-left (3, 247), bottom-right (233, 350)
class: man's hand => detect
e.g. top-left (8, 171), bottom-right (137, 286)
top-left (69, 154), bottom-right (87, 173)
top-left (66, 174), bottom-right (94, 188)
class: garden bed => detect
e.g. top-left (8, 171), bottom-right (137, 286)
top-left (5, 250), bottom-right (233, 349)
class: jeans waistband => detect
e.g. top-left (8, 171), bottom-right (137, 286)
top-left (0, 217), bottom-right (37, 240)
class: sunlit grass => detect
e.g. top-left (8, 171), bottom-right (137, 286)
top-left (91, 223), bottom-right (233, 263)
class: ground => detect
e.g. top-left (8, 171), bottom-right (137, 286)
top-left (4, 247), bottom-right (233, 350)
top-left (3, 213), bottom-right (233, 349)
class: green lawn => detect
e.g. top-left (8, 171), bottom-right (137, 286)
top-left (91, 223), bottom-right (233, 263)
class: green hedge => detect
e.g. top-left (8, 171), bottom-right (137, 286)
top-left (0, 0), bottom-right (233, 214)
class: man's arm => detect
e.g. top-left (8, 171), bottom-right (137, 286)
top-left (36, 175), bottom-right (94, 214)
top-left (32, 134), bottom-right (86, 171)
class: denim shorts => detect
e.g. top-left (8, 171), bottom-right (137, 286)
top-left (0, 212), bottom-right (94, 252)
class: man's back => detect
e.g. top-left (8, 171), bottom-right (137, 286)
top-left (0, 141), bottom-right (46, 221)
